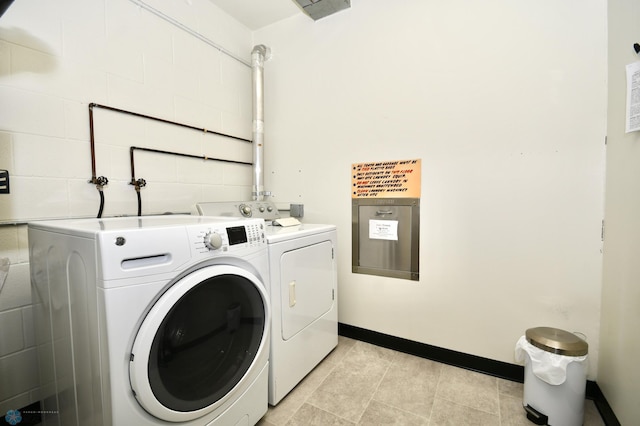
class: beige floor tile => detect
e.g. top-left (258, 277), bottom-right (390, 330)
top-left (497, 378), bottom-right (523, 399)
top-left (307, 389), bottom-right (371, 424)
top-left (306, 341), bottom-right (393, 422)
top-left (429, 397), bottom-right (501, 426)
top-left (258, 338), bottom-right (607, 426)
top-left (342, 340), bottom-right (398, 366)
top-left (499, 394), bottom-right (531, 426)
top-left (261, 391), bottom-right (305, 426)
top-left (285, 403), bottom-right (355, 425)
top-left (256, 417), bottom-right (278, 426)
top-left (372, 352), bottom-right (441, 418)
top-left (262, 352), bottom-right (339, 425)
top-left (323, 336), bottom-right (357, 364)
top-left (358, 400), bottom-right (429, 425)
top-left (389, 350), bottom-right (444, 375)
top-left (435, 365), bottom-right (499, 415)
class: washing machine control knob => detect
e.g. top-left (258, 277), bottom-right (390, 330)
top-left (204, 232), bottom-right (223, 250)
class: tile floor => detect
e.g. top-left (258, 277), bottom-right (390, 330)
top-left (257, 337), bottom-right (605, 426)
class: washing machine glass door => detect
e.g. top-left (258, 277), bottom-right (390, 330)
top-left (129, 264), bottom-right (269, 422)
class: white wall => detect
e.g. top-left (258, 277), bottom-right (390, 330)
top-left (599, 0), bottom-right (640, 423)
top-left (255, 0), bottom-right (607, 375)
top-left (0, 0), bottom-right (254, 413)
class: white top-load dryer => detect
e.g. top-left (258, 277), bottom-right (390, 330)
top-left (195, 201), bottom-right (338, 405)
top-left (28, 215), bottom-right (271, 425)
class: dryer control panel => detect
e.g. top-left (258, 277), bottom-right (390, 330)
top-left (196, 201), bottom-right (281, 221)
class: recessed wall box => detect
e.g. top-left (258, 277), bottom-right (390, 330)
top-left (352, 198), bottom-right (419, 281)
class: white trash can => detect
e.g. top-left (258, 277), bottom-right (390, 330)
top-left (515, 327), bottom-right (588, 426)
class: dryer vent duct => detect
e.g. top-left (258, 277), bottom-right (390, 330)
top-left (294, 0), bottom-right (350, 21)
top-left (252, 45), bottom-right (270, 201)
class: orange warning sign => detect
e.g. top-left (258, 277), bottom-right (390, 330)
top-left (351, 159), bottom-right (421, 198)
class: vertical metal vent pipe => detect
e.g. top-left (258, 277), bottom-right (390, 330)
top-left (251, 45), bottom-right (270, 201)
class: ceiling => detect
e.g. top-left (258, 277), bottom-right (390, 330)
top-left (208, 0), bottom-right (303, 31)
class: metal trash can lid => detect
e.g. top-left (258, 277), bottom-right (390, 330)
top-left (525, 327), bottom-right (588, 356)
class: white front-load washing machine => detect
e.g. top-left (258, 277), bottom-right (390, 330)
top-left (28, 215), bottom-right (270, 425)
top-left (195, 202), bottom-right (338, 405)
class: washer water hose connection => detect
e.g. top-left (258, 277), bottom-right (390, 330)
top-left (92, 176), bottom-right (109, 218)
top-left (131, 178), bottom-right (147, 217)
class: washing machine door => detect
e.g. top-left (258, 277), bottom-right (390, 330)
top-left (129, 264), bottom-right (269, 422)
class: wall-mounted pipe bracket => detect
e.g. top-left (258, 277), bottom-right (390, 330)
top-left (252, 190), bottom-right (272, 198)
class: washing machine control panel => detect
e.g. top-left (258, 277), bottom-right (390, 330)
top-left (189, 219), bottom-right (266, 254)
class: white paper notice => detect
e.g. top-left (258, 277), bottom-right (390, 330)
top-left (369, 220), bottom-right (399, 241)
top-left (626, 61), bottom-right (640, 133)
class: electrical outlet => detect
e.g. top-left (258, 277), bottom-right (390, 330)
top-left (290, 203), bottom-right (304, 218)
top-left (0, 170), bottom-right (9, 194)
